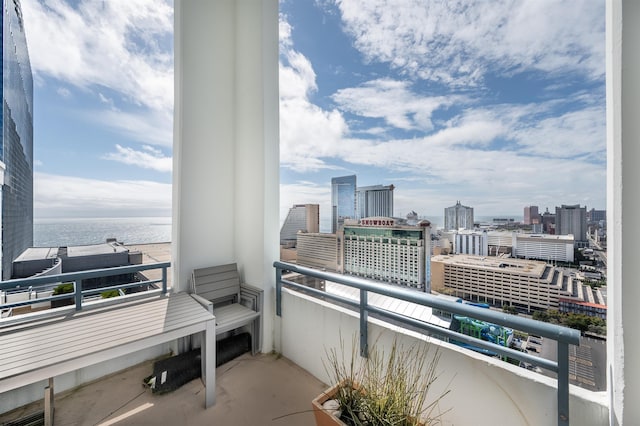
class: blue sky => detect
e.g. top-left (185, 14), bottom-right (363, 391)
top-left (23, 0), bottom-right (173, 218)
top-left (23, 1), bottom-right (606, 230)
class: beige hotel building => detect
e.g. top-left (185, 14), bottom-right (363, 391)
top-left (430, 254), bottom-right (577, 311)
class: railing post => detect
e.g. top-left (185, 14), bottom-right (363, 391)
top-left (360, 289), bottom-right (368, 358)
top-left (74, 280), bottom-right (83, 311)
top-left (162, 266), bottom-right (167, 294)
top-left (276, 267), bottom-right (282, 317)
top-left (557, 341), bottom-right (570, 426)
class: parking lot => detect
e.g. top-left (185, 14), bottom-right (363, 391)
top-left (522, 334), bottom-right (606, 391)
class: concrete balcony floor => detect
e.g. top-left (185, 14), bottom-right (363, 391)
top-left (0, 352), bottom-right (327, 426)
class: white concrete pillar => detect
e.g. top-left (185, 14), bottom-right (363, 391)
top-left (173, 0), bottom-right (279, 353)
top-left (606, 1), bottom-right (639, 424)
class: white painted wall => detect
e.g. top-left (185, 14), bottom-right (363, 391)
top-left (173, 0), bottom-right (279, 353)
top-left (276, 288), bottom-right (608, 425)
top-left (607, 1), bottom-right (640, 424)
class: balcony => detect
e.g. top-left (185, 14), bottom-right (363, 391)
top-left (0, 260), bottom-right (609, 425)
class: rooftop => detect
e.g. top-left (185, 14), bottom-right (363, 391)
top-left (66, 243), bottom-right (129, 257)
top-left (432, 254), bottom-right (547, 276)
top-left (516, 234), bottom-right (575, 242)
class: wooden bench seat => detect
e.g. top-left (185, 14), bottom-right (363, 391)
top-left (0, 292), bottom-right (216, 425)
top-left (191, 263), bottom-right (263, 355)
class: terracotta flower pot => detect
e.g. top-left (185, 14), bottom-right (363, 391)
top-left (311, 382), bottom-right (347, 426)
top-left (312, 381), bottom-right (426, 426)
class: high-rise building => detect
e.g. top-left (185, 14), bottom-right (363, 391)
top-left (331, 175), bottom-right (356, 233)
top-left (512, 234), bottom-right (575, 263)
top-left (296, 232), bottom-right (338, 271)
top-left (444, 201), bottom-right (474, 231)
top-left (541, 208), bottom-right (555, 234)
top-left (340, 217), bottom-right (431, 291)
top-left (523, 205), bottom-right (540, 225)
top-left (1, 1), bottom-right (33, 279)
top-left (587, 208), bottom-right (606, 223)
top-left (555, 205), bottom-right (587, 246)
top-left (280, 204), bottom-right (319, 246)
top-left (453, 230), bottom-right (488, 256)
top-left (356, 184), bottom-right (394, 219)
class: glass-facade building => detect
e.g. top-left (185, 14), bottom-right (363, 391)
top-left (1, 0), bottom-right (33, 279)
top-left (331, 175), bottom-right (356, 233)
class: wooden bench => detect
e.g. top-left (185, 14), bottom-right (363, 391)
top-left (190, 263), bottom-right (262, 355)
top-left (0, 292), bottom-right (216, 425)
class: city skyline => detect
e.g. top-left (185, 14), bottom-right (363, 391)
top-left (279, 0), bottom-right (605, 226)
top-left (21, 1), bottom-right (605, 223)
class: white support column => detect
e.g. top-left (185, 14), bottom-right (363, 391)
top-left (606, 1), bottom-right (640, 424)
top-left (173, 0), bottom-right (279, 354)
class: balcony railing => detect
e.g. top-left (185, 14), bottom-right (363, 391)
top-left (274, 261), bottom-right (581, 426)
top-left (0, 262), bottom-right (170, 313)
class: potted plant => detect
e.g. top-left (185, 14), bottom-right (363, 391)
top-left (51, 282), bottom-right (75, 308)
top-left (101, 289), bottom-right (121, 299)
top-left (312, 336), bottom-right (450, 426)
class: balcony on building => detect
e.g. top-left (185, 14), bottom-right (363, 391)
top-left (0, 1), bottom-right (637, 425)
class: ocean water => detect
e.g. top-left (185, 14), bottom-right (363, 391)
top-left (33, 214), bottom-right (521, 247)
top-left (34, 217), bottom-right (172, 247)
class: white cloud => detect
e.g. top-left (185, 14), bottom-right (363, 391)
top-left (56, 87), bottom-right (71, 98)
top-left (98, 92), bottom-right (114, 106)
top-left (512, 107), bottom-right (606, 159)
top-left (279, 15), bottom-right (349, 172)
top-left (279, 7), bottom-right (604, 205)
top-left (332, 79), bottom-right (459, 131)
top-left (279, 15), bottom-right (293, 49)
top-left (34, 172), bottom-right (171, 217)
top-left (334, 0), bottom-right (604, 86)
top-left (84, 107), bottom-right (173, 147)
top-left (22, 0), bottom-right (173, 111)
top-left (103, 144), bottom-right (172, 173)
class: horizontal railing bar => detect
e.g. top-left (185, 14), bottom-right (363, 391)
top-left (0, 262), bottom-right (171, 291)
top-left (275, 261), bottom-right (580, 345)
top-left (1, 263), bottom-right (170, 312)
top-left (81, 279), bottom-right (161, 296)
top-left (0, 292), bottom-right (83, 310)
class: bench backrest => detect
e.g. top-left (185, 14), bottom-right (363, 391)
top-left (191, 263), bottom-right (241, 304)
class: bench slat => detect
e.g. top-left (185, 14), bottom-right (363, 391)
top-left (193, 263), bottom-right (238, 277)
top-left (215, 304), bottom-right (260, 325)
top-left (197, 279), bottom-right (240, 301)
top-left (0, 306), bottom-right (208, 373)
top-left (0, 294), bottom-right (212, 383)
top-left (0, 294), bottom-right (201, 348)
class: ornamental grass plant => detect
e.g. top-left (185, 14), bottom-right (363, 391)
top-left (320, 335), bottom-right (450, 426)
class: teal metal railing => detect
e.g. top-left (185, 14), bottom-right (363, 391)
top-left (0, 262), bottom-right (170, 312)
top-left (274, 261), bottom-right (580, 426)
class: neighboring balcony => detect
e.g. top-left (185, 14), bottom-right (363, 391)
top-left (0, 261), bottom-right (609, 425)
